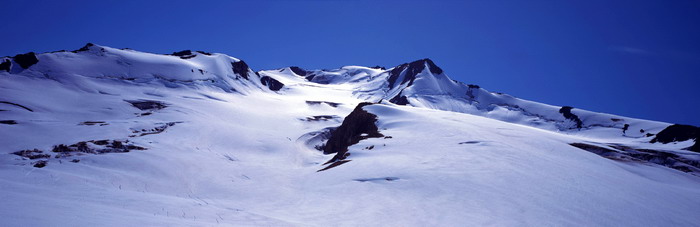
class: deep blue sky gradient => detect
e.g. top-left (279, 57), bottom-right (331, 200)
top-left (2, 0), bottom-right (699, 125)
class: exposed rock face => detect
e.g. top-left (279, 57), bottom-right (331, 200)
top-left (260, 76), bottom-right (284, 91)
top-left (323, 102), bottom-right (384, 163)
top-left (387, 58), bottom-right (443, 89)
top-left (570, 143), bottom-right (700, 172)
top-left (13, 52), bottom-right (39, 69)
top-left (0, 59), bottom-right (11, 72)
top-left (72, 43), bottom-right (95, 53)
top-left (231, 61), bottom-right (252, 80)
top-left (389, 92), bottom-right (410, 105)
top-left (305, 101), bottom-right (341, 107)
top-left (559, 106), bottom-right (583, 129)
top-left (171, 50), bottom-right (197, 59)
top-left (651, 124), bottom-right (700, 152)
top-left (289, 66), bottom-right (307, 76)
top-left (124, 100), bottom-right (168, 111)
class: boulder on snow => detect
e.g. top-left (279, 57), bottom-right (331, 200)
top-left (323, 102), bottom-right (384, 163)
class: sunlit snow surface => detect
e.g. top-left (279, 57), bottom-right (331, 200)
top-left (1, 45), bottom-right (699, 226)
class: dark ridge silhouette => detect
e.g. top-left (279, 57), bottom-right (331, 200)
top-left (196, 51), bottom-right (212, 55)
top-left (323, 102), bottom-right (384, 164)
top-left (231, 61), bottom-right (251, 80)
top-left (171, 50), bottom-right (193, 56)
top-left (0, 59), bottom-right (11, 72)
top-left (559, 106), bottom-right (583, 129)
top-left (13, 52), bottom-right (39, 69)
top-left (260, 76), bottom-right (284, 91)
top-left (171, 50), bottom-right (197, 59)
top-left (72, 43), bottom-right (95, 53)
top-left (651, 124), bottom-right (700, 152)
top-left (289, 66), bottom-right (307, 76)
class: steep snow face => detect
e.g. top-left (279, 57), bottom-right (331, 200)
top-left (1, 45), bottom-right (700, 226)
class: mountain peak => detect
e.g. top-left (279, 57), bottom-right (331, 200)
top-left (386, 58), bottom-right (444, 90)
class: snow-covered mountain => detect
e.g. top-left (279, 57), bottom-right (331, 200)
top-left (1, 44), bottom-right (699, 226)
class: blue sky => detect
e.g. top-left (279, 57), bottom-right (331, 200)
top-left (2, 0), bottom-right (698, 125)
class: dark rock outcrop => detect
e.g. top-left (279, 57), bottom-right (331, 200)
top-left (559, 106), bottom-right (583, 129)
top-left (0, 59), bottom-right (10, 72)
top-left (13, 52), bottom-right (39, 69)
top-left (305, 101), bottom-right (341, 107)
top-left (570, 143), bottom-right (700, 173)
top-left (651, 124), bottom-right (700, 152)
top-left (0, 120), bottom-right (17, 125)
top-left (389, 92), bottom-right (410, 105)
top-left (196, 51), bottom-right (212, 55)
top-left (125, 100), bottom-right (168, 111)
top-left (12, 149), bottom-right (50, 159)
top-left (387, 58), bottom-right (443, 90)
top-left (231, 61), bottom-right (252, 80)
top-left (323, 102), bottom-right (384, 163)
top-left (72, 43), bottom-right (95, 53)
top-left (260, 76), bottom-right (284, 91)
top-left (171, 50), bottom-right (197, 59)
top-left (289, 66), bottom-right (307, 76)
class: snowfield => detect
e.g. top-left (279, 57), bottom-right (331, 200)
top-left (1, 44), bottom-right (699, 226)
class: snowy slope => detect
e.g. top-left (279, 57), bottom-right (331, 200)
top-left (1, 44), bottom-right (699, 226)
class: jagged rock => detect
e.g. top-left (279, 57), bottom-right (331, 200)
top-left (12, 149), bottom-right (50, 160)
top-left (231, 61), bottom-right (252, 80)
top-left (72, 43), bottom-right (95, 53)
top-left (33, 160), bottom-right (47, 168)
top-left (125, 100), bottom-right (168, 111)
top-left (651, 124), bottom-right (700, 152)
top-left (389, 94), bottom-right (410, 105)
top-left (171, 50), bottom-right (196, 59)
top-left (0, 59), bottom-right (11, 72)
top-left (260, 76), bottom-right (284, 91)
top-left (570, 143), bottom-right (700, 172)
top-left (323, 102), bottom-right (384, 163)
top-left (13, 52), bottom-right (39, 69)
top-left (559, 106), bottom-right (583, 129)
top-left (196, 51), bottom-right (212, 55)
top-left (289, 66), bottom-right (307, 76)
top-left (387, 58), bottom-right (443, 89)
top-left (305, 101), bottom-right (341, 107)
